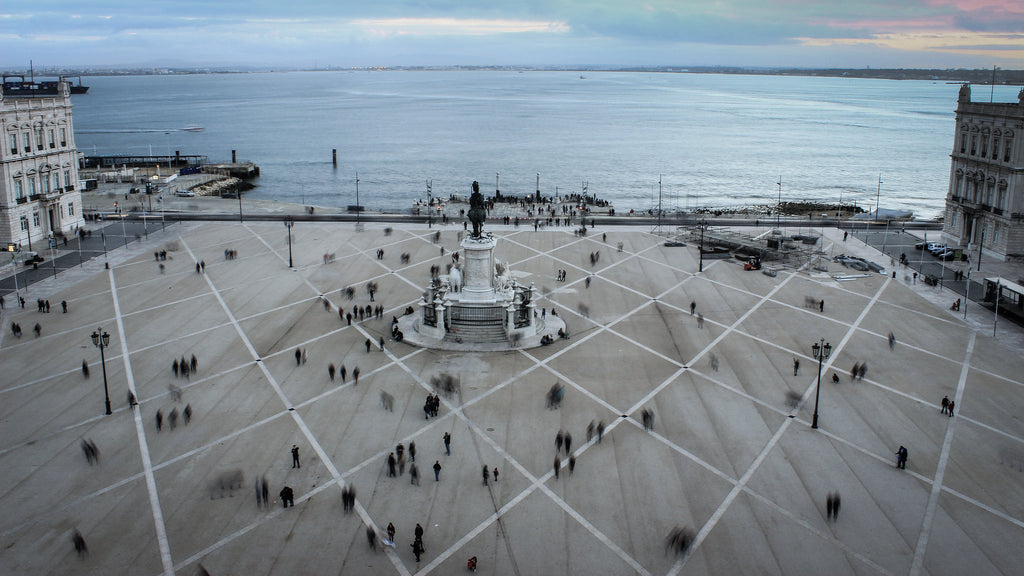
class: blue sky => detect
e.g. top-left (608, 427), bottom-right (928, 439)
top-left (2, 1), bottom-right (1022, 69)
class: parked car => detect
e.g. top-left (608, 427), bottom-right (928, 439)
top-left (937, 249), bottom-right (958, 260)
top-left (175, 190), bottom-right (195, 197)
top-left (915, 241), bottom-right (942, 252)
top-left (22, 251), bottom-right (43, 266)
top-left (929, 244), bottom-right (949, 256)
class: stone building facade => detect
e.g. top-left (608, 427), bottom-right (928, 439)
top-left (942, 85), bottom-right (1024, 262)
top-left (0, 80), bottom-right (84, 252)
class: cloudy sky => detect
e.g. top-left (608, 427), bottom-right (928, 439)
top-left (1, 0), bottom-right (1022, 69)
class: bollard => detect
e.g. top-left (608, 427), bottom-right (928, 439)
top-left (333, 149), bottom-right (337, 166)
top-left (105, 262), bottom-right (109, 269)
top-left (231, 149), bottom-right (236, 163)
top-left (892, 271), bottom-right (896, 278)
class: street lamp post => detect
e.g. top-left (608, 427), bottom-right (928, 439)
top-left (811, 338), bottom-right (832, 429)
top-left (284, 218), bottom-right (294, 268)
top-left (875, 174), bottom-right (883, 222)
top-left (699, 218), bottom-right (706, 273)
top-left (91, 328), bottom-right (113, 415)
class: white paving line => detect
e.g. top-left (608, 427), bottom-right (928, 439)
top-left (668, 274), bottom-right (892, 576)
top-left (909, 331), bottom-right (976, 576)
top-left (180, 236), bottom-right (412, 576)
top-left (109, 267), bottom-right (176, 576)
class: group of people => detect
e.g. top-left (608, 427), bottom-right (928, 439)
top-left (423, 393), bottom-right (441, 419)
top-left (940, 395), bottom-right (956, 416)
top-left (154, 404), bottom-right (191, 431)
top-left (172, 354), bottom-right (198, 379)
top-left (554, 269), bottom-right (568, 282)
top-left (35, 298), bottom-right (68, 313)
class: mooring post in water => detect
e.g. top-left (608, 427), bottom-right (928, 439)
top-left (232, 150), bottom-right (236, 163)
top-left (333, 149), bottom-right (337, 166)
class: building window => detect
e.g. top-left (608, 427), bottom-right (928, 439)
top-left (981, 133), bottom-right (989, 157)
top-left (64, 170), bottom-right (71, 187)
top-left (993, 225), bottom-right (1001, 244)
top-left (992, 136), bottom-right (1000, 159)
top-left (59, 128), bottom-right (67, 147)
top-left (32, 212), bottom-right (40, 227)
top-left (68, 202), bottom-right (74, 216)
top-left (20, 216), bottom-right (29, 231)
top-left (29, 177), bottom-right (36, 196)
top-left (43, 175), bottom-right (51, 194)
top-left (959, 135), bottom-right (966, 154)
top-left (53, 173), bottom-right (61, 191)
top-left (8, 133), bottom-right (16, 155)
top-left (14, 179), bottom-right (24, 199)
top-left (47, 129), bottom-right (55, 149)
top-left (970, 135), bottom-right (977, 155)
top-left (1005, 138), bottom-right (1013, 162)
top-left (35, 128), bottom-right (43, 151)
top-left (22, 132), bottom-right (30, 153)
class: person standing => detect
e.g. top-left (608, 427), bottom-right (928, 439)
top-left (948, 400), bottom-right (955, 417)
top-left (443, 432), bottom-right (451, 456)
top-left (387, 522), bottom-right (396, 544)
top-left (433, 460), bottom-right (442, 481)
top-left (493, 467), bottom-right (499, 483)
top-left (291, 445), bottom-right (301, 468)
top-left (941, 395), bottom-right (950, 414)
top-left (793, 358), bottom-right (800, 376)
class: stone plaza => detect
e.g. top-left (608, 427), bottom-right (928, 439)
top-left (1, 218), bottom-right (1023, 576)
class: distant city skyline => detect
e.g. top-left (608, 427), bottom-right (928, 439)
top-left (1, 1), bottom-right (1022, 70)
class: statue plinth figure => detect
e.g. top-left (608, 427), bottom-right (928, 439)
top-left (468, 181), bottom-right (487, 238)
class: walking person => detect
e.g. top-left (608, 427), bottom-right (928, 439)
top-left (433, 460), bottom-right (442, 481)
top-left (941, 395), bottom-right (949, 414)
top-left (948, 400), bottom-right (955, 417)
top-left (443, 431), bottom-right (451, 455)
top-left (482, 465), bottom-right (489, 486)
top-left (328, 363), bottom-right (336, 381)
top-left (554, 455), bottom-right (561, 479)
top-left (280, 486), bottom-right (294, 508)
top-left (387, 522), bottom-right (396, 545)
top-left (793, 358), bottom-right (800, 376)
top-left (155, 409), bottom-right (163, 432)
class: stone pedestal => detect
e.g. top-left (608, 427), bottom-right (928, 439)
top-left (460, 234), bottom-right (497, 302)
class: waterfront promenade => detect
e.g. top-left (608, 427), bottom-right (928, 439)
top-left (1, 216), bottom-right (1023, 576)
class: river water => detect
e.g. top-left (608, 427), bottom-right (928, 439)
top-left (69, 70), bottom-right (1021, 218)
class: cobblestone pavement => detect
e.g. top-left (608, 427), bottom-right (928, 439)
top-left (1, 220), bottom-right (1023, 576)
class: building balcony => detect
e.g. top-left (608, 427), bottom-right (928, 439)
top-left (950, 196), bottom-right (962, 203)
top-left (993, 207), bottom-right (1004, 216)
top-left (28, 194), bottom-right (42, 201)
top-left (16, 196), bottom-right (28, 204)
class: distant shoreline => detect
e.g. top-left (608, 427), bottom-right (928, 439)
top-left (8, 66), bottom-right (1024, 85)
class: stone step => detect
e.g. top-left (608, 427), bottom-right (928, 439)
top-left (445, 323), bottom-right (507, 343)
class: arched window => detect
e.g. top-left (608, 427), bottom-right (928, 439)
top-left (981, 128), bottom-right (990, 157)
top-left (992, 129), bottom-right (1001, 160)
top-left (1004, 130), bottom-right (1014, 162)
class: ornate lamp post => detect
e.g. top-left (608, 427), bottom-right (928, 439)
top-left (284, 218), bottom-right (294, 268)
top-left (811, 339), bottom-right (832, 429)
top-left (91, 328), bottom-right (112, 415)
